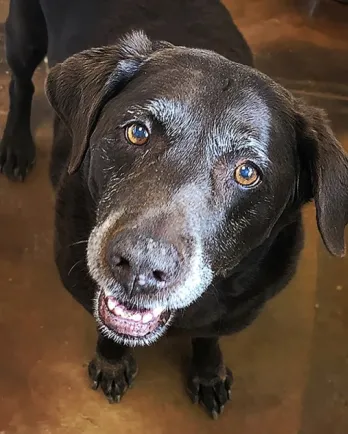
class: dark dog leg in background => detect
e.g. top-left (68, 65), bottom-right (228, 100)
top-left (187, 337), bottom-right (233, 419)
top-left (0, 0), bottom-right (47, 181)
top-left (88, 334), bottom-right (138, 403)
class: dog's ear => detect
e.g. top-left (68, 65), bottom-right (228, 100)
top-left (295, 99), bottom-right (348, 257)
top-left (45, 30), bottom-right (173, 174)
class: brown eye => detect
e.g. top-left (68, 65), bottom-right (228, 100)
top-left (234, 162), bottom-right (261, 187)
top-left (125, 123), bottom-right (150, 146)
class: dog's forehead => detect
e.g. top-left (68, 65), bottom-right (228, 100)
top-left (137, 53), bottom-right (273, 158)
top-left (146, 47), bottom-right (268, 95)
top-left (142, 48), bottom-right (273, 130)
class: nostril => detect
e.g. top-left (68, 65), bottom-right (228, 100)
top-left (113, 255), bottom-right (130, 268)
top-left (152, 269), bottom-right (167, 282)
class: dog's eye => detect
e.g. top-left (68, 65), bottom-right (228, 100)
top-left (125, 123), bottom-right (150, 146)
top-left (234, 162), bottom-right (261, 187)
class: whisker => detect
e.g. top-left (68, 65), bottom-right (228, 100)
top-left (69, 240), bottom-right (88, 248)
top-left (68, 260), bottom-right (83, 276)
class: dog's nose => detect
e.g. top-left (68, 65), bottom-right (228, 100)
top-left (106, 232), bottom-right (180, 293)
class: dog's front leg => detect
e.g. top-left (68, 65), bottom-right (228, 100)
top-left (88, 334), bottom-right (138, 403)
top-left (187, 337), bottom-right (233, 419)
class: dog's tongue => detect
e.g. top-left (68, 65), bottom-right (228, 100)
top-left (102, 296), bottom-right (165, 337)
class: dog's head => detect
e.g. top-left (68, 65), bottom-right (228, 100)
top-left (46, 31), bottom-right (348, 346)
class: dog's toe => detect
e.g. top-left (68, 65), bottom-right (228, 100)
top-left (88, 352), bottom-right (138, 403)
top-left (187, 366), bottom-right (233, 419)
top-left (0, 137), bottom-right (35, 181)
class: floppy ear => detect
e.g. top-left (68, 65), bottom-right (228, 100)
top-left (45, 30), bottom-right (173, 174)
top-left (295, 99), bottom-right (348, 257)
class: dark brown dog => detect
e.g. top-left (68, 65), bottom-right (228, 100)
top-left (1, 0), bottom-right (348, 420)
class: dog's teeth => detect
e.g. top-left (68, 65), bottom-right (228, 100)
top-left (131, 313), bottom-right (142, 322)
top-left (107, 299), bottom-right (116, 311)
top-left (142, 313), bottom-right (153, 323)
top-left (153, 307), bottom-right (164, 317)
top-left (115, 307), bottom-right (124, 317)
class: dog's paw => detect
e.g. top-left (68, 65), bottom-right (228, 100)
top-left (88, 352), bottom-right (138, 403)
top-left (187, 365), bottom-right (233, 419)
top-left (0, 136), bottom-right (36, 181)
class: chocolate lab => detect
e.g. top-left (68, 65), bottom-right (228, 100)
top-left (1, 0), bottom-right (348, 420)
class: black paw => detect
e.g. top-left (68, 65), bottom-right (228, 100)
top-left (0, 136), bottom-right (36, 181)
top-left (187, 366), bottom-right (233, 419)
top-left (88, 352), bottom-right (138, 403)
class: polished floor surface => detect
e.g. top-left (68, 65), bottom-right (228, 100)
top-left (0, 0), bottom-right (348, 433)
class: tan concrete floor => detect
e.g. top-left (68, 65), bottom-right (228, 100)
top-left (0, 0), bottom-right (348, 433)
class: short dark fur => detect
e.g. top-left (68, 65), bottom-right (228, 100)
top-left (2, 0), bottom-right (348, 420)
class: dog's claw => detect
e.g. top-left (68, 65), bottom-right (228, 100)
top-left (192, 395), bottom-right (199, 404)
top-left (88, 362), bottom-right (101, 390)
top-left (13, 167), bottom-right (20, 179)
top-left (110, 394), bottom-right (121, 404)
top-left (88, 352), bottom-right (137, 403)
top-left (211, 410), bottom-right (219, 420)
top-left (187, 366), bottom-right (233, 419)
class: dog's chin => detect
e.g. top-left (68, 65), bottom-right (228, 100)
top-left (95, 291), bottom-right (173, 346)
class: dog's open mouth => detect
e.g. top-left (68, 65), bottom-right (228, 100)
top-left (98, 293), bottom-right (171, 338)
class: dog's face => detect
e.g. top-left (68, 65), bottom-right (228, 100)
top-left (46, 31), bottom-right (348, 346)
